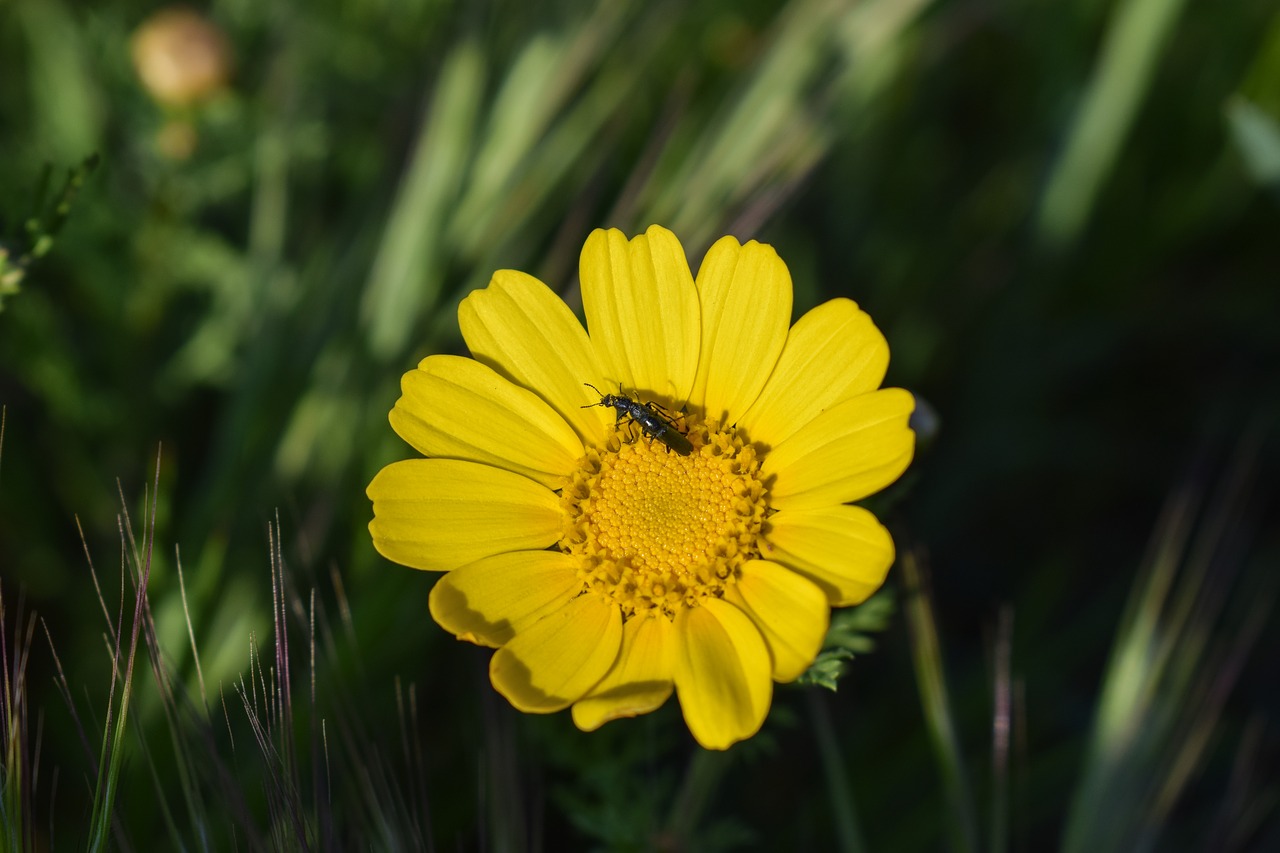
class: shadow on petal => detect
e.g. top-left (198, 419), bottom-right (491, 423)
top-left (429, 579), bottom-right (516, 647)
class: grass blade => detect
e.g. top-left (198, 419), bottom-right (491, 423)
top-left (1036, 0), bottom-right (1191, 246)
top-left (900, 549), bottom-right (979, 853)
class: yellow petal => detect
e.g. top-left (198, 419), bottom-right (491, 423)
top-left (572, 612), bottom-right (675, 731)
top-left (390, 355), bottom-right (584, 490)
top-left (428, 551), bottom-right (582, 648)
top-left (738, 298), bottom-right (889, 446)
top-left (724, 561), bottom-right (829, 682)
top-left (688, 236), bottom-right (792, 424)
top-left (763, 388), bottom-right (915, 511)
top-left (760, 505), bottom-right (895, 606)
top-left (490, 594), bottom-right (623, 713)
top-left (580, 226), bottom-right (700, 407)
top-left (367, 459), bottom-right (561, 572)
top-left (458, 269), bottom-right (607, 446)
top-left (673, 598), bottom-right (772, 750)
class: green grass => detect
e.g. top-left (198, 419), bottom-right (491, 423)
top-left (3, 0), bottom-right (1279, 848)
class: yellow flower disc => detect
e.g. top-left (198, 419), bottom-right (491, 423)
top-left (560, 416), bottom-right (766, 622)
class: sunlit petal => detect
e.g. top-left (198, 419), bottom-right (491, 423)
top-left (490, 595), bottom-right (623, 713)
top-left (391, 355), bottom-right (583, 489)
top-left (738, 298), bottom-right (889, 446)
top-left (367, 459), bottom-right (561, 572)
top-left (688, 236), bottom-right (792, 423)
top-left (581, 225), bottom-right (700, 407)
top-left (725, 560), bottom-right (829, 682)
top-left (761, 505), bottom-right (895, 606)
top-left (763, 388), bottom-right (915, 511)
top-left (673, 599), bottom-right (772, 750)
top-left (429, 551), bottom-right (582, 648)
top-left (572, 613), bottom-right (676, 731)
top-left (459, 269), bottom-right (607, 445)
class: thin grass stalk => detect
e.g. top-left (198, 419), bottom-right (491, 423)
top-left (407, 684), bottom-right (434, 850)
top-left (0, 413), bottom-right (15, 851)
top-left (0, 589), bottom-right (18, 852)
top-left (238, 516), bottom-right (313, 849)
top-left (174, 546), bottom-right (208, 707)
top-left (806, 690), bottom-right (868, 853)
top-left (87, 451), bottom-right (163, 852)
top-left (131, 719), bottom-right (186, 845)
top-left (78, 517), bottom-right (118, 649)
top-left (268, 520), bottom-right (302, 820)
top-left (39, 620), bottom-right (98, 794)
top-left (1150, 589), bottom-right (1272, 828)
top-left (663, 747), bottom-right (732, 846)
top-left (1147, 449), bottom-right (1266, 812)
top-left (309, 590), bottom-right (335, 850)
top-left (236, 661), bottom-right (303, 850)
top-left (304, 585), bottom-right (433, 848)
top-left (900, 548), bottom-right (979, 853)
top-left (1012, 678), bottom-right (1029, 852)
top-left (1, 589), bottom-right (38, 853)
top-left (1062, 433), bottom-right (1272, 852)
top-left (132, 650), bottom-right (267, 850)
top-left (989, 608), bottom-right (1013, 853)
top-left (226, 517), bottom-right (440, 848)
top-left (481, 686), bottom-right (528, 853)
top-left (112, 497), bottom-right (216, 848)
top-left (1206, 716), bottom-right (1272, 850)
top-left (394, 677), bottom-right (433, 851)
top-left (84, 533), bottom-right (128, 845)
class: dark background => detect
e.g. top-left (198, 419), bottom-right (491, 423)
top-left (2, 0), bottom-right (1277, 849)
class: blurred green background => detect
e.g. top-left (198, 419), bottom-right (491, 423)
top-left (2, 0), bottom-right (1278, 849)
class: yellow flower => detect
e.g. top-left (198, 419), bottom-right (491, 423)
top-left (368, 226), bottom-right (914, 750)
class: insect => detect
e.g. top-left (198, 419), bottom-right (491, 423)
top-left (582, 383), bottom-right (693, 456)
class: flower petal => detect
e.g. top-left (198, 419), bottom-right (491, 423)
top-left (572, 613), bottom-right (675, 731)
top-left (580, 225), bottom-right (700, 406)
top-left (367, 459), bottom-right (561, 572)
top-left (760, 505), bottom-right (895, 606)
top-left (429, 551), bottom-right (582, 648)
top-left (490, 594), bottom-right (623, 713)
top-left (390, 355), bottom-right (584, 489)
top-left (458, 269), bottom-right (607, 446)
top-left (724, 560), bottom-right (829, 682)
top-left (689, 236), bottom-right (792, 424)
top-left (738, 298), bottom-right (889, 446)
top-left (762, 388), bottom-right (915, 511)
top-left (673, 598), bottom-right (772, 750)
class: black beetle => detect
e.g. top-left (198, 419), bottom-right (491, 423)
top-left (582, 383), bottom-right (693, 456)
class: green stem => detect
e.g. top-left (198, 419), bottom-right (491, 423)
top-left (807, 690), bottom-right (868, 853)
top-left (901, 550), bottom-right (979, 853)
top-left (664, 747), bottom-right (732, 844)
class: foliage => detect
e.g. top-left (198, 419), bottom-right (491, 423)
top-left (2, 0), bottom-right (1278, 849)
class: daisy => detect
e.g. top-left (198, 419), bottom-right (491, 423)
top-left (368, 225), bottom-right (914, 750)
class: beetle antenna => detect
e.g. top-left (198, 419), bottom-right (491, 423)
top-left (582, 382), bottom-right (604, 409)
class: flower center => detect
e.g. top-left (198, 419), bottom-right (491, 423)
top-left (559, 415), bottom-right (767, 621)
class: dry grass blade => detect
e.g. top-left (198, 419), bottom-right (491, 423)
top-left (2, 587), bottom-right (39, 852)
